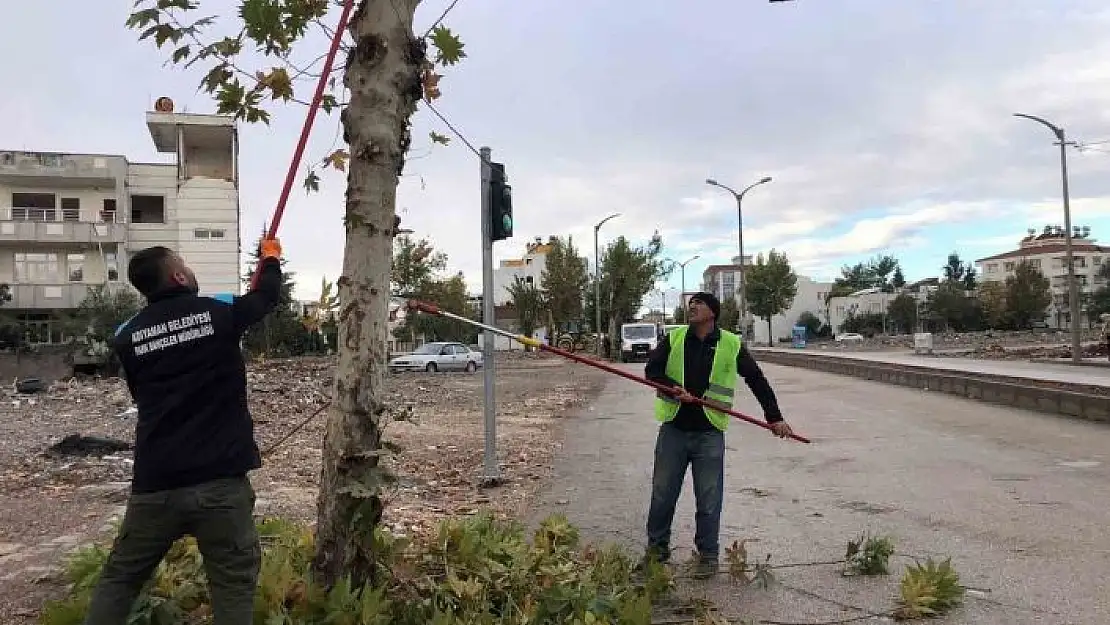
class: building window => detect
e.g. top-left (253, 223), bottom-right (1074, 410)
top-left (14, 252), bottom-right (60, 283)
top-left (101, 199), bottom-right (118, 223)
top-left (11, 192), bottom-right (56, 221)
top-left (986, 263), bottom-right (998, 273)
top-left (18, 312), bottom-right (65, 344)
top-left (193, 228), bottom-right (226, 239)
top-left (131, 195), bottom-right (166, 223)
top-left (61, 198), bottom-right (80, 222)
top-left (1003, 261), bottom-right (1015, 271)
top-left (105, 252), bottom-right (119, 281)
top-left (67, 253), bottom-right (85, 282)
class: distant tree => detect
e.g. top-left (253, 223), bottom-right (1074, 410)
top-left (886, 293), bottom-right (918, 334)
top-left (718, 296), bottom-right (740, 332)
top-left (506, 276), bottom-right (544, 342)
top-left (796, 311), bottom-right (822, 339)
top-left (399, 271), bottom-right (474, 344)
top-left (392, 234), bottom-right (447, 298)
top-left (242, 225), bottom-right (308, 357)
top-left (840, 311), bottom-right (886, 337)
top-left (977, 281), bottom-right (1009, 329)
top-left (65, 285), bottom-right (143, 346)
top-left (540, 236), bottom-right (589, 342)
top-left (595, 233), bottom-right (670, 358)
top-left (672, 305), bottom-right (686, 324)
top-left (891, 266), bottom-right (906, 289)
top-left (1005, 260), bottom-right (1051, 329)
top-left (745, 250), bottom-right (798, 346)
top-left (942, 252), bottom-right (977, 289)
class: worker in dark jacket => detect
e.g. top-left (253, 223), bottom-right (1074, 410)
top-left (83, 240), bottom-right (283, 625)
top-left (642, 291), bottom-right (792, 579)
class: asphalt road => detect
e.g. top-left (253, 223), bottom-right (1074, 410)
top-left (531, 362), bottom-right (1110, 624)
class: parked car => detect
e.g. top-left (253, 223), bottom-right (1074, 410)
top-left (389, 341), bottom-right (483, 373)
top-left (834, 332), bottom-right (865, 343)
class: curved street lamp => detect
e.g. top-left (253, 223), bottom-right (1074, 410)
top-left (1014, 112), bottom-right (1081, 362)
top-left (706, 176), bottom-right (772, 338)
top-left (593, 213), bottom-right (621, 356)
top-left (665, 255), bottom-right (701, 308)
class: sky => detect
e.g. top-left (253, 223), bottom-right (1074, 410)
top-left (5, 1), bottom-right (1110, 311)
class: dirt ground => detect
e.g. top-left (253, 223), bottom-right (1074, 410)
top-left (0, 352), bottom-right (607, 624)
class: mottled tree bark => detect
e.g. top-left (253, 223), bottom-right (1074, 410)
top-left (311, 0), bottom-right (424, 589)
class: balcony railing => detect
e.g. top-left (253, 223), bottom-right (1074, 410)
top-left (0, 209), bottom-right (127, 244)
top-left (9, 283), bottom-right (93, 309)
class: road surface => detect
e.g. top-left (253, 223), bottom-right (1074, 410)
top-left (761, 347), bottom-right (1110, 387)
top-left (532, 362), bottom-right (1110, 624)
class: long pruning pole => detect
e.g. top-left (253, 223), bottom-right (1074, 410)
top-left (407, 300), bottom-right (811, 444)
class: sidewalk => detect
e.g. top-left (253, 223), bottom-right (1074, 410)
top-left (529, 363), bottom-right (1110, 624)
top-left (760, 347), bottom-right (1110, 388)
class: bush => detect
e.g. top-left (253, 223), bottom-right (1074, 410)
top-left (41, 514), bottom-right (671, 625)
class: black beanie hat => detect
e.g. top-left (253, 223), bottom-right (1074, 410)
top-left (689, 291), bottom-right (721, 320)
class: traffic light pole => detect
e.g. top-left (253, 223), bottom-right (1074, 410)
top-left (479, 146), bottom-right (501, 485)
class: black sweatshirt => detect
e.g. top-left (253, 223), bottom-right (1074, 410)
top-left (644, 325), bottom-right (783, 430)
top-left (112, 257), bottom-right (283, 493)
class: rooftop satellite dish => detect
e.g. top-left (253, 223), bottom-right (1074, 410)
top-left (154, 97), bottom-right (174, 113)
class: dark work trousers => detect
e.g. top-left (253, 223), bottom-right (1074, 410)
top-left (645, 421), bottom-right (726, 561)
top-left (83, 475), bottom-right (261, 625)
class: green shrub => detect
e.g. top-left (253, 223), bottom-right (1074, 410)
top-left (41, 513), bottom-right (670, 625)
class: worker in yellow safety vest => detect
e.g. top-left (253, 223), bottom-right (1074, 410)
top-left (642, 291), bottom-right (792, 579)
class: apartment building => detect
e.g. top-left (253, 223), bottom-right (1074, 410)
top-left (492, 235), bottom-right (588, 305)
top-left (0, 98), bottom-right (241, 344)
top-left (700, 254), bottom-right (753, 303)
top-left (975, 225), bottom-right (1110, 328)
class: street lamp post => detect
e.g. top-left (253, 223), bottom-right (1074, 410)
top-left (593, 213), bottom-right (621, 357)
top-left (706, 176), bottom-right (773, 339)
top-left (665, 255), bottom-right (701, 311)
top-left (1014, 113), bottom-right (1081, 363)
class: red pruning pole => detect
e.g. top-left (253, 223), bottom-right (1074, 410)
top-left (248, 0), bottom-right (357, 291)
top-left (406, 300), bottom-right (811, 444)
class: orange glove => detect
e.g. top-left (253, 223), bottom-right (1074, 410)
top-left (260, 237), bottom-right (282, 260)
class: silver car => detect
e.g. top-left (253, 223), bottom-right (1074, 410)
top-left (389, 341), bottom-right (483, 373)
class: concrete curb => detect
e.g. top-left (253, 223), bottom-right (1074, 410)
top-left (752, 349), bottom-right (1110, 423)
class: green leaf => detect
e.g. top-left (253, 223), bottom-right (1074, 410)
top-left (429, 131), bottom-right (450, 146)
top-left (200, 63), bottom-right (233, 93)
top-left (139, 23), bottom-right (185, 47)
top-left (171, 45), bottom-right (191, 64)
top-left (304, 170), bottom-right (321, 193)
top-left (320, 94), bottom-right (339, 113)
top-left (428, 25), bottom-right (466, 66)
top-left (124, 8), bottom-right (160, 30)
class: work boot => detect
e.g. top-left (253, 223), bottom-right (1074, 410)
top-left (691, 553), bottom-right (719, 580)
top-left (634, 546), bottom-right (670, 573)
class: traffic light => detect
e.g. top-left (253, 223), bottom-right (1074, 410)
top-left (488, 162), bottom-right (513, 242)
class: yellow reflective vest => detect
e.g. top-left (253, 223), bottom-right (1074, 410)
top-left (653, 325), bottom-right (742, 432)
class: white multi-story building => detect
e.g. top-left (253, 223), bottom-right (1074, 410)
top-left (0, 98), bottom-right (241, 343)
top-left (492, 235), bottom-right (588, 305)
top-left (975, 225), bottom-right (1110, 328)
top-left (751, 275), bottom-right (833, 344)
top-left (825, 280), bottom-right (939, 335)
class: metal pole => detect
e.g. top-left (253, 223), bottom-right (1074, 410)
top-left (479, 146), bottom-right (500, 483)
top-left (1059, 133), bottom-right (1082, 362)
top-left (594, 228), bottom-right (601, 357)
top-left (592, 213), bottom-right (620, 358)
top-left (736, 194), bottom-right (747, 339)
top-left (1014, 113), bottom-right (1081, 362)
top-left (681, 265), bottom-right (686, 303)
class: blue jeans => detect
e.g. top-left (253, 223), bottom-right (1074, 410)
top-left (645, 422), bottom-right (725, 560)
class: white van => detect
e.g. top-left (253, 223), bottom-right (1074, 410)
top-left (620, 322), bottom-right (660, 362)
